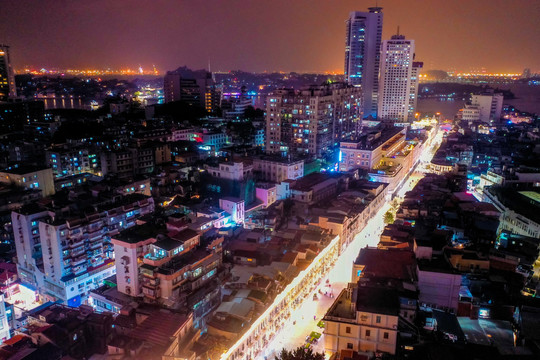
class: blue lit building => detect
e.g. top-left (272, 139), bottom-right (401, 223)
top-left (344, 8), bottom-right (383, 119)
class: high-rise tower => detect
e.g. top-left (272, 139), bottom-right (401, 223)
top-left (378, 34), bottom-right (415, 123)
top-left (0, 45), bottom-right (17, 102)
top-left (344, 7), bottom-right (383, 119)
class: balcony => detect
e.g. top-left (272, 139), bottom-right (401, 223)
top-left (71, 256), bottom-right (86, 266)
top-left (71, 247), bottom-right (85, 257)
top-left (142, 277), bottom-right (160, 288)
top-left (69, 238), bottom-right (84, 248)
top-left (140, 266), bottom-right (156, 278)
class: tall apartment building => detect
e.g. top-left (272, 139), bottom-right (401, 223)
top-left (344, 8), bottom-right (383, 119)
top-left (265, 83), bottom-right (362, 157)
top-left (378, 34), bottom-right (416, 123)
top-left (471, 91), bottom-right (504, 124)
top-left (12, 194), bottom-right (154, 303)
top-left (0, 45), bottom-right (17, 102)
top-left (408, 62), bottom-right (423, 121)
top-left (163, 66), bottom-right (217, 111)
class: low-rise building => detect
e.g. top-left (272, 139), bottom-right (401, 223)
top-left (483, 186), bottom-right (540, 239)
top-left (417, 257), bottom-right (461, 311)
top-left (252, 157), bottom-right (304, 183)
top-left (255, 184), bottom-right (277, 208)
top-left (206, 161), bottom-right (253, 181)
top-left (0, 165), bottom-right (55, 197)
top-left (289, 173), bottom-right (339, 205)
top-left (339, 127), bottom-right (405, 172)
top-left (45, 146), bottom-right (100, 177)
top-left (219, 197), bottom-right (245, 224)
top-left (324, 283), bottom-right (399, 355)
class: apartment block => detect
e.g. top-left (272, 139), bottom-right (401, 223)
top-left (265, 83), bottom-right (362, 157)
top-left (12, 194), bottom-right (154, 303)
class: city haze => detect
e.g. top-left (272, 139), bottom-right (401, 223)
top-left (1, 0), bottom-right (538, 73)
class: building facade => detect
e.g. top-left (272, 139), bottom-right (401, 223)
top-left (339, 127), bottom-right (406, 172)
top-left (324, 285), bottom-right (399, 355)
top-left (163, 66), bottom-right (216, 111)
top-left (12, 195), bottom-right (154, 303)
top-left (0, 166), bottom-right (55, 197)
top-left (344, 8), bottom-right (383, 119)
top-left (0, 45), bottom-right (17, 101)
top-left (408, 62), bottom-right (423, 121)
top-left (378, 35), bottom-right (415, 123)
top-left (206, 161), bottom-right (253, 181)
top-left (252, 158), bottom-right (304, 183)
top-left (265, 83), bottom-right (362, 157)
top-left (0, 294), bottom-right (10, 343)
top-left (471, 92), bottom-right (503, 124)
top-left (46, 147), bottom-right (100, 177)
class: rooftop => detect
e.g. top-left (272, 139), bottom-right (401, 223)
top-left (341, 126), bottom-right (404, 151)
top-left (157, 247), bottom-right (213, 275)
top-left (487, 186), bottom-right (540, 225)
top-left (153, 236), bottom-right (184, 251)
top-left (356, 284), bottom-right (400, 316)
top-left (290, 172), bottom-right (335, 192)
top-left (0, 165), bottom-right (50, 175)
top-left (325, 288), bottom-right (356, 320)
top-left (113, 222), bottom-right (166, 244)
top-left (169, 228), bottom-right (200, 243)
top-left (417, 256), bottom-right (461, 275)
top-left (354, 247), bottom-right (416, 281)
top-left (129, 309), bottom-right (189, 347)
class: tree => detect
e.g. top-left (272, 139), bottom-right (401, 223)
top-left (275, 347), bottom-right (325, 360)
top-left (384, 211), bottom-right (395, 224)
top-left (244, 105), bottom-right (264, 120)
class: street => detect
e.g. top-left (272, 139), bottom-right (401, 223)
top-left (257, 127), bottom-right (444, 358)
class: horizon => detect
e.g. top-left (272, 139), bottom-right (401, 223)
top-left (1, 0), bottom-right (538, 74)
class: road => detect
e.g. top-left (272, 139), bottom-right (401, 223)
top-left (257, 128), bottom-right (444, 359)
top-left (260, 202), bottom-right (388, 359)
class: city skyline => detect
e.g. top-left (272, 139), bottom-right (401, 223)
top-left (1, 0), bottom-right (538, 73)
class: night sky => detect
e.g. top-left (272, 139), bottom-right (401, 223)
top-left (1, 0), bottom-right (538, 73)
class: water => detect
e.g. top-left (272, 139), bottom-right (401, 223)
top-left (418, 83), bottom-right (540, 119)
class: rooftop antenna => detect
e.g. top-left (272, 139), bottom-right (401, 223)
top-left (397, 25), bottom-right (400, 36)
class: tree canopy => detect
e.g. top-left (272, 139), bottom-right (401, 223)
top-left (384, 211), bottom-right (395, 224)
top-left (275, 347), bottom-right (325, 360)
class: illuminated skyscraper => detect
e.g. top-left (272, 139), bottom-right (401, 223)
top-left (344, 7), bottom-right (383, 119)
top-left (0, 44), bottom-right (17, 102)
top-left (378, 34), bottom-right (416, 123)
